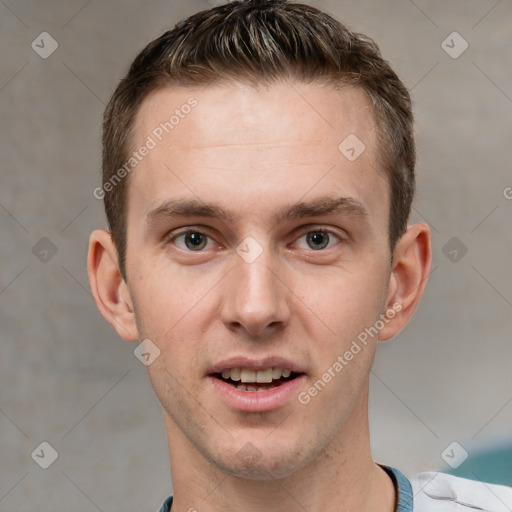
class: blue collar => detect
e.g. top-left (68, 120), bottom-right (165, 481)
top-left (158, 494), bottom-right (172, 512)
top-left (380, 465), bottom-right (414, 512)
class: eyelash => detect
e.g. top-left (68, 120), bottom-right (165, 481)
top-left (165, 227), bottom-right (344, 252)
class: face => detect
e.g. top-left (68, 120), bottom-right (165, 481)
top-left (123, 81), bottom-right (395, 479)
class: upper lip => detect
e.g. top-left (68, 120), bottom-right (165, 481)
top-left (208, 356), bottom-right (306, 375)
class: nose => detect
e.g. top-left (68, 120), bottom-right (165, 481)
top-left (220, 249), bottom-right (291, 337)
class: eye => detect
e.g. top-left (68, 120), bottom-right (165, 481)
top-left (295, 230), bottom-right (341, 251)
top-left (172, 231), bottom-right (214, 251)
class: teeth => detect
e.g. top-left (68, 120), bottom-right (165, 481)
top-left (221, 367), bottom-right (293, 383)
top-left (240, 369), bottom-right (256, 383)
top-left (230, 368), bottom-right (241, 381)
top-left (272, 368), bottom-right (282, 379)
top-left (256, 368), bottom-right (273, 383)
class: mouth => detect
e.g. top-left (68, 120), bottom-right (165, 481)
top-left (212, 367), bottom-right (302, 392)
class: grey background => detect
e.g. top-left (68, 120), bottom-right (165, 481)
top-left (1, 0), bottom-right (511, 510)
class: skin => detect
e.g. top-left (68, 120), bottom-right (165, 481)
top-left (88, 81), bottom-right (431, 512)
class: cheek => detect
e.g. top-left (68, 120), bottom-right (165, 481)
top-left (130, 278), bottom-right (206, 397)
top-left (293, 265), bottom-right (389, 345)
top-left (130, 261), bottom-right (218, 334)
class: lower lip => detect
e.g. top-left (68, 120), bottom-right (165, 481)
top-left (208, 375), bottom-right (306, 413)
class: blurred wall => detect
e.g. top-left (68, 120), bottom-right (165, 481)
top-left (1, 0), bottom-right (511, 510)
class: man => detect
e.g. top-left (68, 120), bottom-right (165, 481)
top-left (87, 1), bottom-right (512, 511)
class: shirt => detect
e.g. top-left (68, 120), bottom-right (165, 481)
top-left (158, 465), bottom-right (512, 511)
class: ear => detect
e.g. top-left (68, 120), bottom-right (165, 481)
top-left (87, 229), bottom-right (139, 342)
top-left (378, 222), bottom-right (432, 341)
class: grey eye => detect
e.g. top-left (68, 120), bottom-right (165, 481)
top-left (306, 232), bottom-right (330, 250)
top-left (184, 232), bottom-right (208, 250)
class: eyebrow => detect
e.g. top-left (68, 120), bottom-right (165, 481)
top-left (144, 195), bottom-right (369, 227)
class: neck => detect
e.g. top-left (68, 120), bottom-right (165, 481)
top-left (166, 387), bottom-right (396, 512)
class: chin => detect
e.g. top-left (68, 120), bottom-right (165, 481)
top-left (210, 439), bottom-right (314, 481)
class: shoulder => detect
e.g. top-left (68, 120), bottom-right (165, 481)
top-left (409, 471), bottom-right (512, 511)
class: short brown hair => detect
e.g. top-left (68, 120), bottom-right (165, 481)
top-left (101, 0), bottom-right (415, 281)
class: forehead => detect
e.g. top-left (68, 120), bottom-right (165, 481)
top-left (127, 81), bottom-right (387, 229)
top-left (132, 81), bottom-right (376, 154)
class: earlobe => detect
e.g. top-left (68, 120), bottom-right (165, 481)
top-left (87, 229), bottom-right (139, 342)
top-left (378, 223), bottom-right (432, 341)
